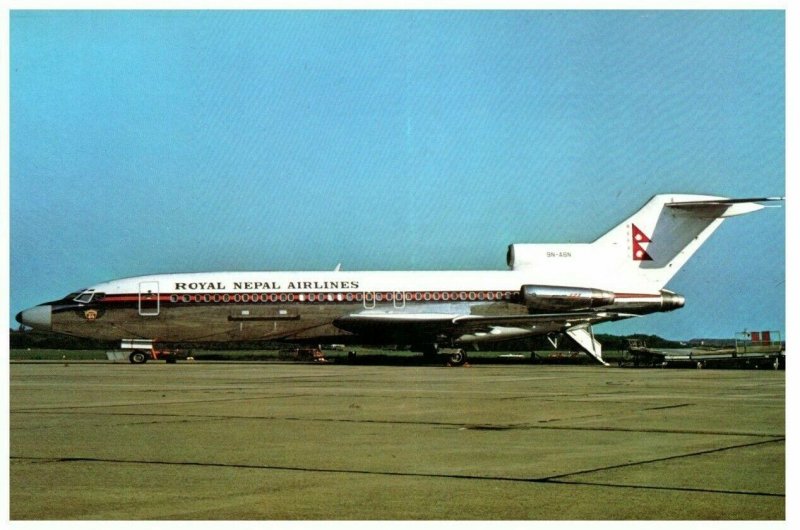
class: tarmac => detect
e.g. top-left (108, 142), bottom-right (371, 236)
top-left (9, 362), bottom-right (785, 520)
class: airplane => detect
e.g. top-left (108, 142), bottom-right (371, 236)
top-left (16, 193), bottom-right (782, 366)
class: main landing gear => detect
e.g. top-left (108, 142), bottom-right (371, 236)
top-left (442, 348), bottom-right (468, 367)
top-left (420, 344), bottom-right (468, 366)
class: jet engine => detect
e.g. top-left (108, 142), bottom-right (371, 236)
top-left (520, 284), bottom-right (615, 312)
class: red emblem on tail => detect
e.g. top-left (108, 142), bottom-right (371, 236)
top-left (632, 224), bottom-right (653, 261)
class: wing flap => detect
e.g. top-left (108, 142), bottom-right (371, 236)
top-left (566, 324), bottom-right (608, 366)
top-left (333, 311), bottom-right (635, 341)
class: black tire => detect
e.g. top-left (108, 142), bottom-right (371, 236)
top-left (449, 349), bottom-right (467, 367)
top-left (129, 351), bottom-right (148, 364)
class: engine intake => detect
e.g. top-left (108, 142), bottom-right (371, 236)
top-left (521, 284), bottom-right (615, 312)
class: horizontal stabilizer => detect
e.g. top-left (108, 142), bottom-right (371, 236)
top-left (665, 196), bottom-right (783, 206)
top-left (665, 196), bottom-right (783, 218)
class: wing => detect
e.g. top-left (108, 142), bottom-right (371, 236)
top-left (333, 310), bottom-right (636, 362)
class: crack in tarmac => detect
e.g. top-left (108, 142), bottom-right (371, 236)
top-left (643, 403), bottom-right (693, 411)
top-left (11, 436), bottom-right (785, 499)
top-left (543, 437), bottom-right (785, 480)
top-left (10, 409), bottom-right (784, 438)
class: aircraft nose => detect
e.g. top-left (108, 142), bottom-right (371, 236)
top-left (16, 305), bottom-right (52, 330)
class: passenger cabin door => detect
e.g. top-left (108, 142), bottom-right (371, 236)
top-left (138, 281), bottom-right (160, 316)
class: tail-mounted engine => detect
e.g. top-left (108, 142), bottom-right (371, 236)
top-left (520, 284), bottom-right (615, 312)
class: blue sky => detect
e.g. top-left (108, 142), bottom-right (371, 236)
top-left (9, 10), bottom-right (785, 340)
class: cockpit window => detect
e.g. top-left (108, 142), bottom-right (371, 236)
top-left (73, 290), bottom-right (95, 303)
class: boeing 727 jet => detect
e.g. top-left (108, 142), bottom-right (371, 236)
top-left (16, 194), bottom-right (782, 365)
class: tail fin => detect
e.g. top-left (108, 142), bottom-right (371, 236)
top-left (508, 194), bottom-right (782, 292)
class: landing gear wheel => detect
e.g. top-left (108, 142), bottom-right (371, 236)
top-left (129, 351), bottom-right (148, 364)
top-left (448, 349), bottom-right (467, 367)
